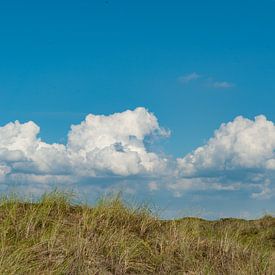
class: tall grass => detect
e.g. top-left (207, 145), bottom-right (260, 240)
top-left (0, 191), bottom-right (274, 274)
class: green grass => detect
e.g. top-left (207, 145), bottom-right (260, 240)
top-left (0, 192), bottom-right (274, 274)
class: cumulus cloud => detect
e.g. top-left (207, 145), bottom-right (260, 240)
top-left (67, 107), bottom-right (169, 177)
top-left (0, 108), bottom-right (274, 200)
top-left (0, 108), bottom-right (169, 184)
top-left (176, 115), bottom-right (275, 198)
top-left (178, 115), bottom-right (275, 175)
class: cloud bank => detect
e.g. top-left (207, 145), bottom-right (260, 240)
top-left (0, 108), bottom-right (168, 184)
top-left (0, 108), bottom-right (274, 200)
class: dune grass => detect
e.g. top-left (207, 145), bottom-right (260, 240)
top-left (0, 192), bottom-right (274, 274)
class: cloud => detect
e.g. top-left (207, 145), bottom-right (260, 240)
top-left (178, 72), bottom-right (201, 84)
top-left (212, 81), bottom-right (234, 89)
top-left (178, 115), bottom-right (275, 175)
top-left (176, 115), bottom-right (275, 198)
top-left (67, 107), bottom-right (170, 177)
top-left (0, 108), bottom-right (169, 185)
top-left (0, 108), bottom-right (274, 201)
top-left (148, 181), bottom-right (159, 191)
top-left (178, 72), bottom-right (235, 89)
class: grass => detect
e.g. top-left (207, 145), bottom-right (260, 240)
top-left (0, 192), bottom-right (274, 274)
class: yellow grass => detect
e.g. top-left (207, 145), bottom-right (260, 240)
top-left (0, 192), bottom-right (274, 274)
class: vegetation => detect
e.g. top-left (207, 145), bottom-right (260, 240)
top-left (0, 192), bottom-right (274, 274)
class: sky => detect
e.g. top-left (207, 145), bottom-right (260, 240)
top-left (0, 0), bottom-right (275, 219)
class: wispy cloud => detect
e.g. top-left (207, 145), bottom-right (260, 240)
top-left (178, 72), bottom-right (235, 89)
top-left (148, 181), bottom-right (159, 191)
top-left (212, 81), bottom-right (234, 89)
top-left (178, 72), bottom-right (201, 84)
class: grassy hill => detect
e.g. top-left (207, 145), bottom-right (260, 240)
top-left (0, 192), bottom-right (274, 274)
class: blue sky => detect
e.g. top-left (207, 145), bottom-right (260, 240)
top-left (0, 0), bottom-right (275, 219)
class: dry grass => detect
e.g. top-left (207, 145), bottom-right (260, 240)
top-left (0, 192), bottom-right (274, 274)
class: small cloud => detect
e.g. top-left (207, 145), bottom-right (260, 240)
top-left (251, 181), bottom-right (273, 200)
top-left (178, 72), bottom-right (235, 89)
top-left (178, 72), bottom-right (201, 84)
top-left (239, 210), bottom-right (254, 219)
top-left (212, 81), bottom-right (234, 89)
top-left (148, 181), bottom-right (159, 191)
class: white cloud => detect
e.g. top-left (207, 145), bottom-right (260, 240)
top-left (178, 72), bottom-right (201, 84)
top-left (0, 108), bottom-right (274, 200)
top-left (148, 181), bottom-right (159, 191)
top-left (0, 108), bottom-right (169, 184)
top-left (67, 107), bottom-right (169, 176)
top-left (212, 81), bottom-right (234, 89)
top-left (168, 178), bottom-right (240, 192)
top-left (178, 115), bottom-right (275, 175)
top-left (176, 115), bottom-right (275, 198)
top-left (178, 72), bottom-right (235, 89)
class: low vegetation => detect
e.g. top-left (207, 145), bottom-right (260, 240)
top-left (0, 192), bottom-right (274, 274)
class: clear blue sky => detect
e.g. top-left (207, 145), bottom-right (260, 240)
top-left (0, 0), bottom-right (274, 218)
